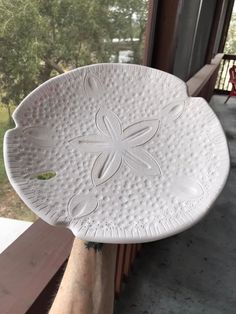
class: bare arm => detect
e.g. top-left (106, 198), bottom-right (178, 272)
top-left (49, 239), bottom-right (117, 314)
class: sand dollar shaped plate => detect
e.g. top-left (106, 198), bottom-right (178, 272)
top-left (4, 64), bottom-right (230, 243)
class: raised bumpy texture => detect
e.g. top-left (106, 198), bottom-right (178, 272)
top-left (4, 64), bottom-right (230, 243)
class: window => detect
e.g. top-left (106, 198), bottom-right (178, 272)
top-left (224, 1), bottom-right (236, 54)
top-left (173, 0), bottom-right (218, 81)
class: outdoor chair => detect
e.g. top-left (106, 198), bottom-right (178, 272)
top-left (225, 64), bottom-right (236, 103)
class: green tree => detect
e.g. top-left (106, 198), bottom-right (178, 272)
top-left (224, 13), bottom-right (236, 54)
top-left (0, 0), bottom-right (112, 105)
top-left (0, 0), bottom-right (148, 108)
top-left (108, 0), bottom-right (148, 62)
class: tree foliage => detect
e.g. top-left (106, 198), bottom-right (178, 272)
top-left (0, 0), bottom-right (148, 106)
top-left (224, 13), bottom-right (236, 54)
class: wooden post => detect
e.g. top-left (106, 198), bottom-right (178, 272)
top-left (49, 239), bottom-right (117, 314)
top-left (123, 244), bottom-right (133, 279)
top-left (115, 244), bottom-right (125, 297)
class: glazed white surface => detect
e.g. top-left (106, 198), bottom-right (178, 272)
top-left (4, 64), bottom-right (230, 243)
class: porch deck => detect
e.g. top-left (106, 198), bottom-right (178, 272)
top-left (115, 95), bottom-right (236, 314)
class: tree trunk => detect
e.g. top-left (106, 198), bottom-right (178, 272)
top-left (44, 58), bottom-right (65, 74)
top-left (6, 104), bottom-right (13, 126)
top-left (39, 63), bottom-right (52, 83)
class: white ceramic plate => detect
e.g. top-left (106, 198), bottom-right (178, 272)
top-left (4, 64), bottom-right (230, 243)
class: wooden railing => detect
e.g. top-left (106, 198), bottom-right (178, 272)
top-left (187, 53), bottom-right (224, 101)
top-left (0, 53), bottom-right (224, 314)
top-left (0, 219), bottom-right (142, 314)
top-left (215, 54), bottom-right (236, 94)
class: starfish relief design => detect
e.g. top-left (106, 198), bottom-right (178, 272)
top-left (69, 109), bottom-right (161, 186)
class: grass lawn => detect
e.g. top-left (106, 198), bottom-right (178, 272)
top-left (0, 122), bottom-right (7, 184)
top-left (0, 106), bottom-right (37, 222)
top-left (0, 107), bottom-right (12, 184)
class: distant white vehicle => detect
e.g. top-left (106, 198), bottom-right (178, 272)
top-left (118, 50), bottom-right (134, 63)
top-left (112, 38), bottom-right (139, 43)
top-left (104, 38), bottom-right (139, 43)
